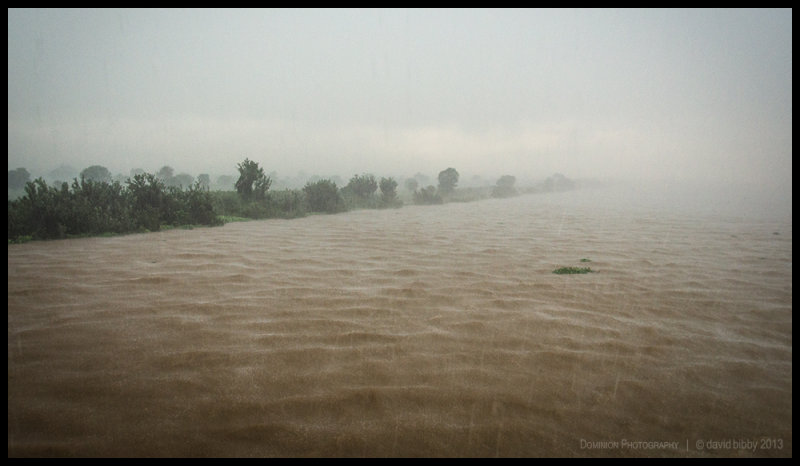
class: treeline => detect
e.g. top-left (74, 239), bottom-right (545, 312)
top-left (212, 160), bottom-right (403, 220)
top-left (6, 159), bottom-right (404, 242)
top-left (8, 174), bottom-right (220, 241)
top-left (8, 159), bottom-right (574, 242)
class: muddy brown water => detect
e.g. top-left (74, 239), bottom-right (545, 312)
top-left (8, 188), bottom-right (792, 457)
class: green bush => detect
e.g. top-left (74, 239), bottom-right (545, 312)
top-left (209, 187), bottom-right (306, 220)
top-left (9, 178), bottom-right (67, 239)
top-left (127, 173), bottom-right (168, 231)
top-left (70, 177), bottom-right (133, 234)
top-left (177, 181), bottom-right (223, 226)
top-left (270, 189), bottom-right (306, 218)
top-left (303, 179), bottom-right (346, 213)
top-left (210, 190), bottom-right (244, 218)
top-left (552, 267), bottom-right (593, 275)
top-left (7, 173), bottom-right (220, 241)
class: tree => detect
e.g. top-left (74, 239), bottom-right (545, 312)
top-left (492, 175), bottom-right (518, 198)
top-left (437, 167), bottom-right (459, 195)
top-left (216, 175), bottom-right (235, 190)
top-left (173, 173), bottom-right (195, 189)
top-left (379, 177), bottom-right (400, 207)
top-left (470, 175), bottom-right (487, 187)
top-left (235, 158), bottom-right (271, 201)
top-left (497, 175), bottom-right (516, 188)
top-left (127, 173), bottom-right (167, 231)
top-left (340, 173), bottom-right (378, 209)
top-left (197, 174), bottom-right (211, 190)
top-left (303, 179), bottom-right (345, 213)
top-left (47, 165), bottom-right (77, 184)
top-left (404, 177), bottom-right (418, 192)
top-left (413, 172), bottom-right (430, 187)
top-left (80, 165), bottom-right (112, 184)
top-left (413, 185), bottom-right (443, 205)
top-left (542, 173), bottom-right (575, 192)
top-left (345, 173), bottom-right (378, 199)
top-left (8, 168), bottom-right (30, 190)
top-left (157, 166), bottom-right (175, 182)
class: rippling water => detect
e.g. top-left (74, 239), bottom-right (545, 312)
top-left (7, 187), bottom-right (792, 457)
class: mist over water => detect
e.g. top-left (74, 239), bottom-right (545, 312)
top-left (576, 178), bottom-right (792, 223)
top-left (7, 186), bottom-right (792, 457)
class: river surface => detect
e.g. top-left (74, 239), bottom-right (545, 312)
top-left (8, 185), bottom-right (792, 457)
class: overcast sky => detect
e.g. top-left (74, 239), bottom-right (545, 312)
top-left (7, 8), bottom-right (792, 191)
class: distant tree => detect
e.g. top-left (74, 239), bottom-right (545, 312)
top-left (413, 172), bottom-right (430, 187)
top-left (267, 171), bottom-right (280, 188)
top-left (235, 158), bottom-right (271, 201)
top-left (197, 174), bottom-right (211, 190)
top-left (292, 171), bottom-right (309, 187)
top-left (404, 178), bottom-right (418, 192)
top-left (157, 166), bottom-right (175, 183)
top-left (173, 173), bottom-right (195, 189)
top-left (413, 185), bottom-right (443, 205)
top-left (340, 173), bottom-right (378, 209)
top-left (303, 179), bottom-right (345, 213)
top-left (437, 167), bottom-right (459, 195)
top-left (80, 165), bottom-right (112, 184)
top-left (155, 165), bottom-right (175, 186)
top-left (8, 168), bottom-right (31, 190)
top-left (497, 175), bottom-right (516, 188)
top-left (130, 168), bottom-right (146, 178)
top-left (379, 177), bottom-right (400, 207)
top-left (492, 175), bottom-right (518, 198)
top-left (542, 173), bottom-right (575, 192)
top-left (215, 175), bottom-right (235, 190)
top-left (47, 165), bottom-right (77, 184)
top-left (470, 175), bottom-right (487, 187)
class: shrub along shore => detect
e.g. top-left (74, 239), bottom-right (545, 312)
top-left (8, 160), bottom-right (575, 243)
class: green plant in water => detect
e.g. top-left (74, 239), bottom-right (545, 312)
top-left (553, 266), bottom-right (593, 275)
top-left (580, 258), bottom-right (592, 262)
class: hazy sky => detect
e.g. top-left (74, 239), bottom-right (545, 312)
top-left (7, 8), bottom-right (793, 190)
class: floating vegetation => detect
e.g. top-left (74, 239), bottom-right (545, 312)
top-left (580, 258), bottom-right (592, 262)
top-left (553, 266), bottom-right (593, 275)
